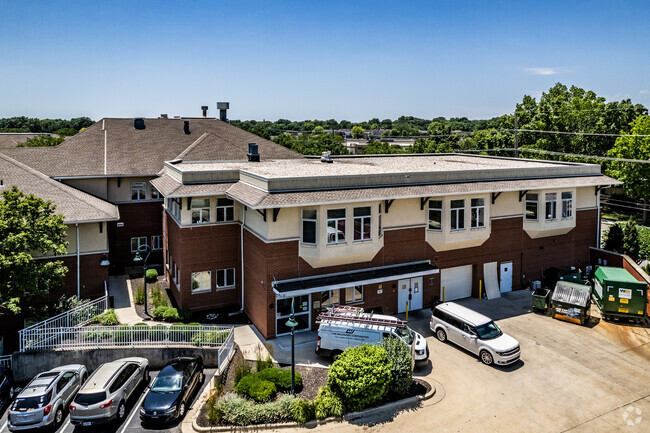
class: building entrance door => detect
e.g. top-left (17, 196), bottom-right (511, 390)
top-left (275, 294), bottom-right (311, 336)
top-left (397, 277), bottom-right (423, 313)
top-left (500, 262), bottom-right (513, 293)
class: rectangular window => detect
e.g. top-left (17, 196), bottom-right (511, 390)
top-left (216, 198), bottom-right (234, 222)
top-left (525, 193), bottom-right (538, 220)
top-left (562, 192), bottom-right (573, 218)
top-left (345, 285), bottom-right (364, 303)
top-left (150, 183), bottom-right (160, 200)
top-left (471, 198), bottom-right (485, 228)
top-left (216, 268), bottom-right (235, 289)
top-left (131, 182), bottom-right (146, 201)
top-left (166, 250), bottom-right (171, 269)
top-left (353, 207), bottom-right (371, 241)
top-left (130, 236), bottom-right (147, 252)
top-left (450, 199), bottom-right (465, 231)
top-left (545, 193), bottom-right (557, 220)
top-left (302, 210), bottom-right (317, 245)
top-left (151, 235), bottom-right (162, 250)
top-left (327, 209), bottom-right (346, 244)
top-left (191, 271), bottom-right (211, 293)
top-left (191, 198), bottom-right (211, 224)
top-left (428, 200), bottom-right (442, 231)
top-left (378, 204), bottom-right (383, 238)
top-left (174, 264), bottom-right (180, 290)
top-left (321, 289), bottom-right (340, 307)
top-left (169, 197), bottom-right (182, 220)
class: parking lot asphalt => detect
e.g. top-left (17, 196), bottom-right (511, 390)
top-left (0, 368), bottom-right (216, 433)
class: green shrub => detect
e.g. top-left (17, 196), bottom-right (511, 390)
top-left (150, 286), bottom-right (167, 309)
top-left (152, 305), bottom-right (168, 319)
top-left (381, 336), bottom-right (413, 396)
top-left (163, 307), bottom-right (181, 322)
top-left (256, 368), bottom-right (302, 391)
top-left (234, 374), bottom-right (276, 402)
top-left (132, 322), bottom-right (149, 341)
top-left (255, 343), bottom-right (274, 372)
top-left (145, 268), bottom-right (158, 282)
top-left (180, 308), bottom-right (193, 321)
top-left (214, 393), bottom-right (296, 425)
top-left (92, 309), bottom-right (119, 326)
top-left (327, 344), bottom-right (391, 412)
top-left (114, 324), bottom-right (133, 340)
top-left (233, 359), bottom-right (252, 387)
top-left (289, 398), bottom-right (314, 424)
top-left (134, 286), bottom-right (145, 305)
top-left (206, 393), bottom-right (222, 425)
top-left (149, 324), bottom-right (167, 342)
top-left (314, 385), bottom-right (345, 420)
top-left (83, 328), bottom-right (110, 341)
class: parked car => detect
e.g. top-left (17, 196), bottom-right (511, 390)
top-left (430, 302), bottom-right (521, 366)
top-left (8, 364), bottom-right (87, 431)
top-left (140, 355), bottom-right (204, 424)
top-left (70, 357), bottom-right (149, 426)
top-left (0, 365), bottom-right (15, 409)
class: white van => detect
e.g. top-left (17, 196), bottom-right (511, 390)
top-left (316, 306), bottom-right (429, 367)
top-left (430, 302), bottom-right (520, 366)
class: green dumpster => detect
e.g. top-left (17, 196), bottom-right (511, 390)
top-left (593, 266), bottom-right (648, 320)
top-left (551, 281), bottom-right (591, 325)
top-left (532, 288), bottom-right (550, 313)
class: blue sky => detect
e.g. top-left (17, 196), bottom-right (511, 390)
top-left (1, 0), bottom-right (648, 121)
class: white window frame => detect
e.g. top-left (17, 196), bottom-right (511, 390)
top-left (216, 198), bottom-right (235, 222)
top-left (525, 193), bottom-right (538, 221)
top-left (174, 263), bottom-right (180, 291)
top-left (378, 203), bottom-right (383, 238)
top-left (450, 199), bottom-right (465, 231)
top-left (545, 193), bottom-right (557, 221)
top-left (301, 209), bottom-right (317, 245)
top-left (131, 182), bottom-right (146, 201)
top-left (321, 289), bottom-right (340, 307)
top-left (130, 236), bottom-right (147, 253)
top-left (216, 268), bottom-right (236, 289)
top-left (470, 198), bottom-right (485, 229)
top-left (191, 198), bottom-right (211, 224)
top-left (150, 183), bottom-right (160, 200)
top-left (428, 199), bottom-right (443, 231)
top-left (353, 207), bottom-right (372, 242)
top-left (327, 209), bottom-right (346, 244)
top-left (345, 285), bottom-right (364, 303)
top-left (151, 235), bottom-right (162, 250)
top-left (191, 271), bottom-right (211, 293)
top-left (562, 192), bottom-right (573, 219)
top-left (169, 197), bottom-right (182, 220)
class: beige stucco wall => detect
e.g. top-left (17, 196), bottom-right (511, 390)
top-left (523, 188), bottom-right (576, 239)
top-left (62, 178), bottom-right (108, 200)
top-left (108, 177), bottom-right (159, 202)
top-left (424, 193), bottom-right (491, 251)
top-left (383, 198), bottom-right (425, 229)
top-left (65, 222), bottom-right (108, 253)
top-left (576, 186), bottom-right (598, 209)
top-left (267, 207), bottom-right (300, 240)
top-left (491, 191), bottom-right (522, 218)
top-left (244, 204), bottom-right (269, 239)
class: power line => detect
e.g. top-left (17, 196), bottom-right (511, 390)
top-left (455, 148), bottom-right (650, 164)
top-left (502, 128), bottom-right (650, 138)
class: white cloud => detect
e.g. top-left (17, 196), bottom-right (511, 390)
top-left (523, 67), bottom-right (558, 75)
top-left (640, 89), bottom-right (649, 95)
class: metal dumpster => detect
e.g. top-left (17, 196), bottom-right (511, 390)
top-left (593, 266), bottom-right (648, 320)
top-left (551, 281), bottom-right (592, 325)
top-left (532, 288), bottom-right (550, 313)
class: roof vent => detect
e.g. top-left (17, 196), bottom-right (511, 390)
top-left (248, 142), bottom-right (260, 162)
top-left (201, 106), bottom-right (209, 117)
top-left (321, 151), bottom-right (333, 163)
top-left (217, 102), bottom-right (229, 122)
top-left (0, 179), bottom-right (3, 188)
top-left (134, 118), bottom-right (145, 130)
top-left (183, 121), bottom-right (190, 134)
top-left (160, 114), bottom-right (168, 119)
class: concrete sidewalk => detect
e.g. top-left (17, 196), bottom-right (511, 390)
top-left (109, 275), bottom-right (143, 324)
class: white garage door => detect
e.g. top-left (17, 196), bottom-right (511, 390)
top-left (441, 265), bottom-right (472, 301)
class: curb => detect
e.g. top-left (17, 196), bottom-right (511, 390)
top-left (190, 376), bottom-right (437, 432)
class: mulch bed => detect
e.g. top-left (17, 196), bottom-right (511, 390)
top-left (129, 275), bottom-right (171, 320)
top-left (195, 347), bottom-right (430, 427)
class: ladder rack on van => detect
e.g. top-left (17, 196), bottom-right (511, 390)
top-left (316, 306), bottom-right (407, 328)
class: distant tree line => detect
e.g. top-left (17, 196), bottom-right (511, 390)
top-left (0, 116), bottom-right (94, 135)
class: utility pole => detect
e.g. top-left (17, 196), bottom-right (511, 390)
top-left (514, 111), bottom-right (519, 158)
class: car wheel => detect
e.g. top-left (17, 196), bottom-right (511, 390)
top-left (198, 372), bottom-right (204, 384)
top-left (117, 402), bottom-right (126, 420)
top-left (330, 350), bottom-right (342, 362)
top-left (143, 367), bottom-right (150, 383)
top-left (9, 385), bottom-right (14, 399)
top-left (179, 402), bottom-right (186, 418)
top-left (436, 329), bottom-right (447, 342)
top-left (54, 406), bottom-right (64, 427)
top-left (480, 350), bottom-right (494, 366)
top-left (81, 373), bottom-right (87, 383)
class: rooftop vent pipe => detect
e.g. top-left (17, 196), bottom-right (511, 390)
top-left (247, 142), bottom-right (260, 162)
top-left (217, 102), bottom-right (229, 122)
top-left (201, 106), bottom-right (208, 117)
top-left (134, 118), bottom-right (145, 130)
top-left (160, 114), bottom-right (168, 119)
top-left (183, 121), bottom-right (190, 134)
top-left (321, 151), bottom-right (333, 163)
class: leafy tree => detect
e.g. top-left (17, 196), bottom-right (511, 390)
top-left (0, 186), bottom-right (68, 314)
top-left (602, 223), bottom-right (624, 253)
top-left (607, 115), bottom-right (650, 200)
top-left (361, 140), bottom-right (406, 154)
top-left (351, 125), bottom-right (365, 139)
top-left (623, 220), bottom-right (640, 262)
top-left (380, 336), bottom-right (413, 396)
top-left (18, 134), bottom-right (65, 147)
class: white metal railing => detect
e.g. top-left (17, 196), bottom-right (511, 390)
top-left (0, 355), bottom-right (12, 369)
top-left (19, 324), bottom-right (234, 351)
top-left (19, 295), bottom-right (109, 352)
top-left (217, 326), bottom-right (236, 367)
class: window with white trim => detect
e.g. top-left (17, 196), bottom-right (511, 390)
top-left (191, 198), bottom-right (211, 224)
top-left (327, 209), bottom-right (346, 244)
top-left (131, 182), bottom-right (146, 201)
top-left (191, 271), bottom-right (211, 293)
top-left (525, 193), bottom-right (538, 220)
top-left (169, 197), bottom-right (181, 220)
top-left (130, 236), bottom-right (147, 252)
top-left (562, 192), bottom-right (573, 218)
top-left (378, 203), bottom-right (383, 238)
top-left (166, 250), bottom-right (171, 269)
top-left (450, 199), bottom-right (465, 231)
top-left (321, 289), bottom-right (340, 307)
top-left (150, 183), bottom-right (160, 200)
top-left (216, 268), bottom-right (235, 289)
top-left (345, 285), bottom-right (363, 303)
top-left (545, 193), bottom-right (557, 220)
top-left (301, 210), bottom-right (317, 245)
top-left (353, 207), bottom-right (371, 241)
top-left (216, 198), bottom-right (234, 222)
top-left (151, 235), bottom-right (162, 250)
top-left (428, 200), bottom-right (442, 231)
top-left (471, 198), bottom-right (485, 228)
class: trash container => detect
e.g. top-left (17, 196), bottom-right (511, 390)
top-left (593, 266), bottom-right (648, 321)
top-left (532, 288), bottom-right (550, 313)
top-left (551, 281), bottom-right (592, 325)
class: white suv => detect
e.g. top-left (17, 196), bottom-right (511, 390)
top-left (430, 302), bottom-right (520, 366)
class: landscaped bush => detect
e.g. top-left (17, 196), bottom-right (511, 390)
top-left (233, 359), bottom-right (252, 386)
top-left (114, 324), bottom-right (133, 340)
top-left (92, 309), bottom-right (119, 325)
top-left (255, 343), bottom-right (274, 372)
top-left (150, 286), bottom-right (167, 309)
top-left (256, 367), bottom-right (302, 390)
top-left (132, 322), bottom-right (149, 341)
top-left (134, 285), bottom-right (145, 305)
top-left (192, 329), bottom-right (230, 346)
top-left (235, 374), bottom-right (277, 402)
top-left (289, 398), bottom-right (315, 425)
top-left (149, 324), bottom-right (167, 342)
top-left (212, 393), bottom-right (295, 425)
top-left (327, 344), bottom-right (391, 412)
top-left (314, 385), bottom-right (345, 420)
top-left (145, 268), bottom-right (158, 282)
top-left (381, 335), bottom-right (413, 396)
top-left (162, 307), bottom-right (181, 322)
top-left (180, 308), bottom-right (193, 321)
top-left (152, 305), bottom-right (168, 319)
top-left (83, 328), bottom-right (110, 341)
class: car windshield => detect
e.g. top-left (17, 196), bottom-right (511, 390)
top-left (474, 321), bottom-right (503, 340)
top-left (74, 392), bottom-right (106, 405)
top-left (395, 327), bottom-right (414, 345)
top-left (151, 375), bottom-right (182, 392)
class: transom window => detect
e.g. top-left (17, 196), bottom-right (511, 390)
top-left (327, 209), bottom-right (346, 244)
top-left (217, 268), bottom-right (235, 289)
top-left (302, 210), bottom-right (317, 245)
top-left (216, 198), bottom-right (234, 222)
top-left (191, 198), bottom-right (211, 224)
top-left (450, 199), bottom-right (465, 231)
top-left (471, 198), bottom-right (485, 228)
top-left (525, 194), bottom-right (538, 220)
top-left (562, 192), bottom-right (573, 218)
top-left (345, 285), bottom-right (364, 303)
top-left (151, 235), bottom-right (162, 250)
top-left (428, 200), bottom-right (442, 231)
top-left (130, 236), bottom-right (147, 252)
top-left (131, 182), bottom-right (146, 201)
top-left (545, 193), bottom-right (557, 220)
top-left (321, 289), bottom-right (340, 307)
top-left (191, 271), bottom-right (211, 293)
top-left (353, 207), bottom-right (371, 241)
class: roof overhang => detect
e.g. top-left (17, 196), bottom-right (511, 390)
top-left (272, 261), bottom-right (439, 298)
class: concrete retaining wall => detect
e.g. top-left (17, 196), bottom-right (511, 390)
top-left (13, 347), bottom-right (221, 382)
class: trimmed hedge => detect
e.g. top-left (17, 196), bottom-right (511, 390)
top-left (235, 375), bottom-right (276, 402)
top-left (212, 393), bottom-right (296, 425)
top-left (256, 367), bottom-right (302, 390)
top-left (145, 268), bottom-right (158, 282)
top-left (381, 336), bottom-right (413, 396)
top-left (314, 385), bottom-right (345, 420)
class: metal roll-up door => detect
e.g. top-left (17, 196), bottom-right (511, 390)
top-left (441, 265), bottom-right (472, 301)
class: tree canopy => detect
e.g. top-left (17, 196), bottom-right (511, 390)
top-left (606, 115), bottom-right (650, 199)
top-left (0, 186), bottom-right (68, 314)
top-left (0, 116), bottom-right (93, 134)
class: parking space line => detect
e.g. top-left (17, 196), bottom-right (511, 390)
top-left (60, 418), bottom-right (70, 432)
top-left (119, 386), bottom-right (148, 433)
top-left (1, 421), bottom-right (6, 432)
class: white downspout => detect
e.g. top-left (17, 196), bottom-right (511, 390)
top-left (240, 207), bottom-right (246, 312)
top-left (596, 189), bottom-right (601, 249)
top-left (76, 223), bottom-right (80, 299)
